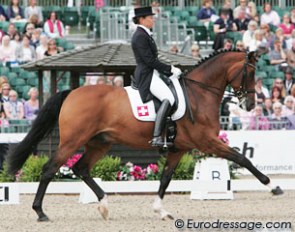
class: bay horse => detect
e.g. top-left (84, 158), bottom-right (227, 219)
top-left (8, 50), bottom-right (282, 222)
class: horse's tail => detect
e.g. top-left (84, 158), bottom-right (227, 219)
top-left (7, 90), bottom-right (72, 175)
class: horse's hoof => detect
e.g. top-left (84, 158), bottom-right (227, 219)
top-left (37, 215), bottom-right (49, 222)
top-left (271, 186), bottom-right (284, 195)
top-left (98, 195), bottom-right (109, 220)
top-left (98, 204), bottom-right (109, 220)
top-left (161, 211), bottom-right (174, 220)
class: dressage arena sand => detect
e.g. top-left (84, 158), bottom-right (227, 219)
top-left (1, 191), bottom-right (295, 232)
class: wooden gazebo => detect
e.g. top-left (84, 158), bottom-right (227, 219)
top-left (22, 43), bottom-right (198, 105)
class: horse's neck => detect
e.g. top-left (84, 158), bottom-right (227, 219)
top-left (186, 59), bottom-right (234, 119)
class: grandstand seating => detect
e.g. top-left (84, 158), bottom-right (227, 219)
top-left (63, 7), bottom-right (80, 27)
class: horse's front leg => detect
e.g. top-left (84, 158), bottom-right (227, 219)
top-left (153, 151), bottom-right (184, 220)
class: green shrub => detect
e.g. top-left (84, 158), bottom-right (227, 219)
top-left (90, 156), bottom-right (121, 181)
top-left (157, 153), bottom-right (196, 180)
top-left (19, 155), bottom-right (49, 182)
top-left (0, 163), bottom-right (15, 182)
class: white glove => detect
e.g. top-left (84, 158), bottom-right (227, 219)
top-left (171, 65), bottom-right (182, 78)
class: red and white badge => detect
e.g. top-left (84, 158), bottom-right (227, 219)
top-left (137, 106), bottom-right (149, 117)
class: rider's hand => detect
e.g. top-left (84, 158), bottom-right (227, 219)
top-left (171, 65), bottom-right (182, 78)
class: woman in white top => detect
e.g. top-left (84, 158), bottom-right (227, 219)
top-left (36, 34), bottom-right (48, 60)
top-left (15, 34), bottom-right (36, 63)
top-left (4, 90), bottom-right (24, 119)
top-left (0, 35), bottom-right (16, 63)
top-left (248, 29), bottom-right (267, 51)
top-left (24, 0), bottom-right (43, 25)
top-left (242, 20), bottom-right (258, 49)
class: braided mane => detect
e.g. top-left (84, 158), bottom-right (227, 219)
top-left (192, 49), bottom-right (245, 71)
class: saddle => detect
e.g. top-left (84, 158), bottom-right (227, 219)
top-left (125, 75), bottom-right (186, 146)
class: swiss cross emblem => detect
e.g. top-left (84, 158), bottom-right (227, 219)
top-left (137, 106), bottom-right (149, 117)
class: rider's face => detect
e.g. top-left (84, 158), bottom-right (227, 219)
top-left (140, 15), bottom-right (155, 29)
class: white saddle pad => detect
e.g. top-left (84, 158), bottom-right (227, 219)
top-left (125, 75), bottom-right (186, 122)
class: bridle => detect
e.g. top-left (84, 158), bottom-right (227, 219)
top-left (183, 52), bottom-right (256, 107)
top-left (227, 53), bottom-right (256, 108)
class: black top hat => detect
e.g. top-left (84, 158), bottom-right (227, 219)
top-left (133, 7), bottom-right (155, 19)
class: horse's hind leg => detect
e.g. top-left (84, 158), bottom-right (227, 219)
top-left (209, 139), bottom-right (283, 195)
top-left (153, 151), bottom-right (184, 220)
top-left (32, 144), bottom-right (76, 221)
top-left (72, 143), bottom-right (111, 220)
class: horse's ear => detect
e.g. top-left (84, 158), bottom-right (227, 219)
top-left (247, 49), bottom-right (266, 62)
top-left (253, 47), bottom-right (269, 59)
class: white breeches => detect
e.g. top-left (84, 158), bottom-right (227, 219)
top-left (150, 70), bottom-right (175, 106)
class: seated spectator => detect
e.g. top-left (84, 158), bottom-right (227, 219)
top-left (221, 0), bottom-right (233, 20)
top-left (273, 78), bottom-right (286, 98)
top-left (235, 40), bottom-right (246, 50)
top-left (263, 98), bottom-right (273, 116)
top-left (113, 76), bottom-right (124, 87)
top-left (247, 1), bottom-right (258, 21)
top-left (271, 28), bottom-right (287, 49)
top-left (222, 38), bottom-right (233, 50)
top-left (0, 35), bottom-right (16, 63)
top-left (45, 39), bottom-right (60, 56)
top-left (7, 0), bottom-right (25, 22)
top-left (151, 1), bottom-right (161, 18)
top-left (1, 83), bottom-right (11, 102)
top-left (290, 8), bottom-right (295, 25)
top-left (169, 44), bottom-right (178, 54)
top-left (213, 8), bottom-right (237, 50)
top-left (30, 28), bottom-right (42, 48)
top-left (25, 0), bottom-right (43, 26)
top-left (271, 86), bottom-right (284, 104)
top-left (255, 76), bottom-right (270, 105)
top-left (249, 105), bottom-right (270, 130)
top-left (23, 22), bottom-right (35, 37)
top-left (3, 90), bottom-right (24, 119)
top-left (191, 44), bottom-right (202, 59)
top-left (260, 24), bottom-right (275, 49)
top-left (24, 87), bottom-right (39, 120)
top-left (268, 39), bottom-right (287, 70)
top-left (36, 34), bottom-right (48, 60)
top-left (197, 0), bottom-right (216, 24)
top-left (233, 0), bottom-right (249, 19)
top-left (282, 95), bottom-right (294, 117)
top-left (269, 101), bottom-right (288, 130)
top-left (15, 34), bottom-right (36, 63)
top-left (242, 20), bottom-right (258, 49)
top-left (260, 3), bottom-right (280, 27)
top-left (6, 23), bottom-right (17, 39)
top-left (248, 29), bottom-right (266, 51)
top-left (44, 11), bottom-right (65, 39)
top-left (0, 5), bottom-right (8, 21)
top-left (10, 31), bottom-right (22, 50)
top-left (286, 39), bottom-right (295, 68)
top-left (283, 66), bottom-right (294, 95)
top-left (234, 9), bottom-right (250, 32)
top-left (279, 13), bottom-right (295, 39)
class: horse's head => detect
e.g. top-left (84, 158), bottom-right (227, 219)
top-left (228, 51), bottom-right (257, 111)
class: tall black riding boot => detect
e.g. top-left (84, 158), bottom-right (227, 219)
top-left (150, 99), bottom-right (172, 147)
